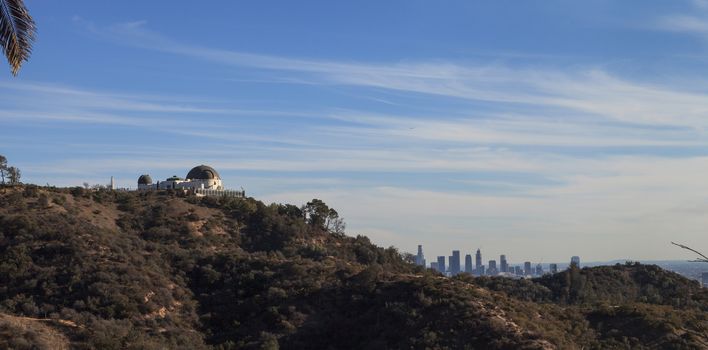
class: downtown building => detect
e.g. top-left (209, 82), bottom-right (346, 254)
top-left (487, 260), bottom-right (498, 276)
top-left (449, 250), bottom-right (461, 276)
top-left (570, 256), bottom-right (580, 268)
top-left (437, 256), bottom-right (447, 275)
top-left (464, 254), bottom-right (473, 274)
top-left (500, 255), bottom-right (508, 273)
top-left (415, 245), bottom-right (426, 267)
top-left (475, 249), bottom-right (484, 276)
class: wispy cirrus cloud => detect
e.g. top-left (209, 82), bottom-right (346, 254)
top-left (6, 76), bottom-right (705, 149)
top-left (321, 111), bottom-right (706, 147)
top-left (0, 80), bottom-right (320, 116)
top-left (75, 19), bottom-right (708, 134)
top-left (656, 15), bottom-right (708, 35)
top-left (654, 0), bottom-right (708, 38)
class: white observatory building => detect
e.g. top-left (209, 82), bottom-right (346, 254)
top-left (138, 165), bottom-right (224, 191)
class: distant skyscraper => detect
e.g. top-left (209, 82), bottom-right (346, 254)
top-left (500, 255), bottom-right (508, 273)
top-left (702, 272), bottom-right (708, 288)
top-left (549, 263), bottom-right (558, 274)
top-left (431, 262), bottom-right (439, 271)
top-left (437, 256), bottom-right (446, 275)
top-left (464, 254), bottom-right (473, 274)
top-left (475, 249), bottom-right (483, 276)
top-left (450, 250), bottom-right (461, 275)
top-left (524, 261), bottom-right (532, 276)
top-left (570, 256), bottom-right (580, 268)
top-left (535, 263), bottom-right (543, 276)
top-left (514, 266), bottom-right (523, 276)
top-left (487, 260), bottom-right (498, 276)
top-left (415, 245), bottom-right (426, 267)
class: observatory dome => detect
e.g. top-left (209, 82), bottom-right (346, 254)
top-left (186, 165), bottom-right (220, 180)
top-left (137, 174), bottom-right (153, 185)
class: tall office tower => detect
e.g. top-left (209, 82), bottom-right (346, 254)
top-left (535, 263), bottom-right (543, 276)
top-left (487, 260), bottom-right (498, 276)
top-left (437, 256), bottom-right (446, 275)
top-left (524, 261), bottom-right (532, 276)
top-left (430, 262), bottom-right (439, 271)
top-left (500, 255), bottom-right (508, 273)
top-left (702, 272), bottom-right (708, 287)
top-left (570, 256), bottom-right (580, 268)
top-left (549, 263), bottom-right (558, 274)
top-left (475, 249), bottom-right (483, 276)
top-left (449, 250), bottom-right (461, 275)
top-left (464, 254), bottom-right (473, 274)
top-left (415, 245), bottom-right (426, 267)
top-left (514, 266), bottom-right (523, 276)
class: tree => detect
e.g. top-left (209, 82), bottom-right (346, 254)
top-left (7, 166), bottom-right (20, 184)
top-left (303, 199), bottom-right (345, 234)
top-left (0, 0), bottom-right (36, 75)
top-left (0, 154), bottom-right (6, 184)
top-left (303, 199), bottom-right (330, 228)
top-left (325, 208), bottom-right (346, 235)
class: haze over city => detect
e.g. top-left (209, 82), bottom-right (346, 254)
top-left (4, 0), bottom-right (708, 262)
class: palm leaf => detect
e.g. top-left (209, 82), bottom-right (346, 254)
top-left (0, 0), bottom-right (35, 75)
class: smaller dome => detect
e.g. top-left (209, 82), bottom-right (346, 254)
top-left (186, 165), bottom-right (220, 180)
top-left (138, 174), bottom-right (153, 185)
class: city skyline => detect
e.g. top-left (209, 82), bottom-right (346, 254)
top-left (418, 244), bottom-right (706, 285)
top-left (416, 243), bottom-right (705, 282)
top-left (3, 1), bottom-right (708, 262)
top-left (415, 244), bottom-right (582, 277)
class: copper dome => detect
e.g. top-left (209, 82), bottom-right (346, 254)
top-left (186, 165), bottom-right (220, 180)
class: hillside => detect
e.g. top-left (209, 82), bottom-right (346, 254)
top-left (473, 263), bottom-right (707, 309)
top-left (0, 185), bottom-right (706, 349)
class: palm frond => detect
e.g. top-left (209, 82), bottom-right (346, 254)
top-left (0, 0), bottom-right (35, 75)
top-left (671, 242), bottom-right (708, 263)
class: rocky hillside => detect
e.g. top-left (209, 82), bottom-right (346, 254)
top-left (0, 185), bottom-right (705, 349)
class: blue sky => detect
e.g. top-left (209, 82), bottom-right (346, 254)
top-left (3, 0), bottom-right (708, 263)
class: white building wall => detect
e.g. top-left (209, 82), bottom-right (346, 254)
top-left (138, 183), bottom-right (157, 190)
top-left (138, 174), bottom-right (224, 191)
top-left (147, 179), bottom-right (223, 190)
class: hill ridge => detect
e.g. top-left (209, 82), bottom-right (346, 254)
top-left (0, 185), bottom-right (705, 349)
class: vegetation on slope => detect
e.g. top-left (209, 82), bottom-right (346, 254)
top-left (473, 263), bottom-right (707, 309)
top-left (0, 185), bottom-right (705, 349)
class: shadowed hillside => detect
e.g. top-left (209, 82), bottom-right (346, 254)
top-left (473, 263), bottom-right (707, 309)
top-left (0, 185), bottom-right (705, 349)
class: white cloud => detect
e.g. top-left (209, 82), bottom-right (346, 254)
top-left (322, 111), bottom-right (706, 147)
top-left (654, 1), bottom-right (708, 38)
top-left (656, 15), bottom-right (708, 35)
top-left (80, 21), bottom-right (708, 133)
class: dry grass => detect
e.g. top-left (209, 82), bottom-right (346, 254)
top-left (0, 313), bottom-right (71, 350)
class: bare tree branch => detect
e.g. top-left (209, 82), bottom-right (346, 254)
top-left (671, 242), bottom-right (708, 263)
